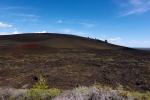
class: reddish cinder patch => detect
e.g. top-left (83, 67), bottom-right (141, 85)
top-left (0, 45), bottom-right (9, 49)
top-left (15, 43), bottom-right (39, 49)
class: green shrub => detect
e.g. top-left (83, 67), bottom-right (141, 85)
top-left (27, 88), bottom-right (61, 100)
top-left (27, 75), bottom-right (61, 100)
top-left (32, 75), bottom-right (49, 90)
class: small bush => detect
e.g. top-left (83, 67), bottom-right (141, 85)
top-left (32, 75), bottom-right (49, 90)
top-left (27, 75), bottom-right (61, 100)
top-left (27, 88), bottom-right (61, 100)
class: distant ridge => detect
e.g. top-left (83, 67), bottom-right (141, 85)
top-left (0, 33), bottom-right (125, 50)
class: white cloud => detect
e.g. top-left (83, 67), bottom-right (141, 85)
top-left (0, 22), bottom-right (12, 28)
top-left (123, 7), bottom-right (150, 16)
top-left (103, 37), bottom-right (123, 45)
top-left (0, 31), bottom-right (19, 35)
top-left (35, 31), bottom-right (48, 33)
top-left (125, 40), bottom-right (150, 47)
top-left (117, 0), bottom-right (150, 16)
top-left (62, 29), bottom-right (72, 33)
top-left (12, 30), bottom-right (20, 34)
top-left (60, 28), bottom-right (87, 36)
top-left (117, 39), bottom-right (150, 47)
top-left (108, 37), bottom-right (122, 42)
top-left (129, 40), bottom-right (150, 44)
top-left (0, 27), bottom-right (20, 35)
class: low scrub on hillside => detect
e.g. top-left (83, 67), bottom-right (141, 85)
top-left (0, 86), bottom-right (149, 100)
top-left (0, 74), bottom-right (61, 100)
top-left (54, 85), bottom-right (150, 100)
top-left (0, 76), bottom-right (149, 100)
top-left (27, 75), bottom-right (61, 100)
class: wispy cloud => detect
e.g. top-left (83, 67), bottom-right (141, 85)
top-left (121, 40), bottom-right (150, 47)
top-left (0, 6), bottom-right (36, 11)
top-left (13, 13), bottom-right (39, 18)
top-left (108, 37), bottom-right (122, 42)
top-left (0, 30), bottom-right (20, 35)
top-left (61, 28), bottom-right (85, 35)
top-left (79, 22), bottom-right (95, 28)
top-left (0, 22), bottom-right (12, 28)
top-left (117, 0), bottom-right (150, 16)
top-left (12, 13), bottom-right (40, 22)
top-left (0, 6), bottom-right (39, 22)
top-left (129, 40), bottom-right (150, 44)
top-left (56, 19), bottom-right (96, 28)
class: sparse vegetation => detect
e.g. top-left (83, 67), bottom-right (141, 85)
top-left (0, 84), bottom-right (149, 100)
top-left (0, 75), bottom-right (61, 100)
top-left (27, 88), bottom-right (61, 100)
top-left (27, 74), bottom-right (61, 100)
top-left (92, 84), bottom-right (150, 100)
top-left (54, 85), bottom-right (150, 100)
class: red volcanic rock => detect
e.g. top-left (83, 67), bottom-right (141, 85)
top-left (0, 45), bottom-right (9, 49)
top-left (15, 43), bottom-right (39, 49)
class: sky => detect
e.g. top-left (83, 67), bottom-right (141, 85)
top-left (0, 0), bottom-right (150, 47)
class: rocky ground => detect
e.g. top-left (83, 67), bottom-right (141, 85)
top-left (0, 33), bottom-right (149, 92)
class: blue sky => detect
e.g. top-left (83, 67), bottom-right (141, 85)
top-left (0, 0), bottom-right (150, 47)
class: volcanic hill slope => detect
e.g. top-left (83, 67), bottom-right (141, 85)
top-left (0, 33), bottom-right (149, 91)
